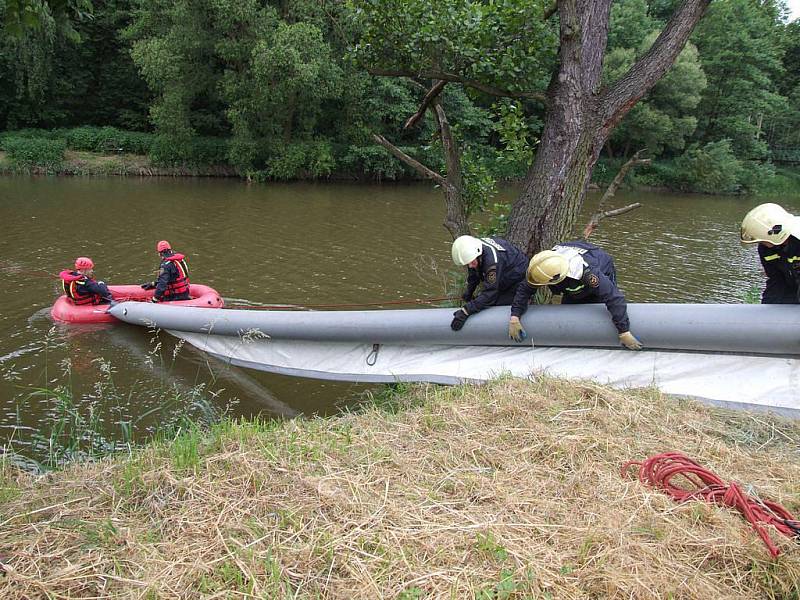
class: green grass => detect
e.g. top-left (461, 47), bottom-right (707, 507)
top-left (168, 425), bottom-right (204, 472)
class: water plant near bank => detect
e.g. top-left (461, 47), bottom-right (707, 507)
top-left (1, 329), bottom-right (230, 473)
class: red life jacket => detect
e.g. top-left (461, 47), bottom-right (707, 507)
top-left (162, 253), bottom-right (190, 298)
top-left (59, 270), bottom-right (103, 305)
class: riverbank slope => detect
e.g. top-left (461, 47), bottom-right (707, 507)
top-left (1, 378), bottom-right (799, 598)
top-left (0, 150), bottom-right (238, 177)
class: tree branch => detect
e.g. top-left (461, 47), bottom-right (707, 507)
top-left (404, 80), bottom-right (447, 130)
top-left (543, 1), bottom-right (557, 21)
top-left (372, 134), bottom-right (449, 188)
top-left (599, 150), bottom-right (650, 205)
top-left (368, 67), bottom-right (548, 103)
top-left (583, 149), bottom-right (649, 238)
top-left (599, 0), bottom-right (711, 132)
top-left (583, 203), bottom-right (642, 239)
top-left (432, 102), bottom-right (461, 190)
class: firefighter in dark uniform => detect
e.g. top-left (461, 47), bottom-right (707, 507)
top-left (59, 257), bottom-right (114, 305)
top-left (141, 240), bottom-right (191, 302)
top-left (450, 235), bottom-right (529, 331)
top-left (508, 240), bottom-right (642, 350)
top-left (740, 203), bottom-right (800, 303)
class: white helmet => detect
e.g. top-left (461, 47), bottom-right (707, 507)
top-left (740, 203), bottom-right (798, 245)
top-left (527, 250), bottom-right (569, 286)
top-left (451, 235), bottom-right (483, 266)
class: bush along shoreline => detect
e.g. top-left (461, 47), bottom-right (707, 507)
top-left (0, 126), bottom-right (448, 182)
top-left (1, 377), bottom-right (799, 598)
top-left (2, 126), bottom-right (799, 195)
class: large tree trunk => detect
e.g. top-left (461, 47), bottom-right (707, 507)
top-left (507, 0), bottom-right (711, 256)
top-left (507, 0), bottom-right (610, 254)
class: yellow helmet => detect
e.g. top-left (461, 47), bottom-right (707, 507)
top-left (451, 235), bottom-right (483, 266)
top-left (740, 203), bottom-right (798, 245)
top-left (526, 250), bottom-right (569, 286)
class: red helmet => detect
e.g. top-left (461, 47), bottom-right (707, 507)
top-left (74, 256), bottom-right (94, 270)
top-left (156, 240), bottom-right (171, 253)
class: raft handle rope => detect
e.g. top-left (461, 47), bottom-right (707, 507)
top-left (225, 296), bottom-right (458, 311)
top-left (621, 451), bottom-right (800, 558)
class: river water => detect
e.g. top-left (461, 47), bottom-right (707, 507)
top-left (0, 176), bottom-right (797, 463)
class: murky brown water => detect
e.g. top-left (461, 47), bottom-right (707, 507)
top-left (1, 175), bottom-right (797, 463)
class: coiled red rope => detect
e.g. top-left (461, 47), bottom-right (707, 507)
top-left (622, 452), bottom-right (800, 558)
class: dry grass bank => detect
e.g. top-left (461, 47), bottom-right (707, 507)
top-left (1, 378), bottom-right (799, 599)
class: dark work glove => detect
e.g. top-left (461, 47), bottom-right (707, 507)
top-left (451, 308), bottom-right (469, 331)
top-left (141, 282), bottom-right (156, 290)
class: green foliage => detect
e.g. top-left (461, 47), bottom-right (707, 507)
top-left (461, 148), bottom-right (497, 217)
top-left (476, 202), bottom-right (511, 237)
top-left (606, 0), bottom-right (659, 50)
top-left (1, 0), bottom-right (152, 131)
top-left (2, 136), bottom-right (66, 172)
top-left (65, 126), bottom-right (153, 154)
top-left (265, 141), bottom-right (336, 180)
top-left (351, 0), bottom-right (557, 96)
top-left (148, 135), bottom-right (228, 167)
top-left (692, 0), bottom-right (786, 160)
top-left (606, 33), bottom-right (706, 157)
top-left (2, 0), bottom-right (92, 37)
top-left (672, 140), bottom-right (743, 194)
top-left (249, 21), bottom-right (344, 139)
top-left (338, 144), bottom-right (416, 180)
top-left (0, 128), bottom-right (62, 143)
top-left (475, 531), bottom-right (509, 562)
top-left (476, 569), bottom-right (522, 600)
top-left (758, 166), bottom-right (800, 197)
top-left (738, 160), bottom-right (777, 195)
top-left (170, 424), bottom-right (202, 472)
top-left (743, 284), bottom-right (761, 304)
top-left (490, 98), bottom-right (538, 176)
top-left (0, 0), bottom-right (796, 193)
top-left (126, 0), bottom-right (351, 172)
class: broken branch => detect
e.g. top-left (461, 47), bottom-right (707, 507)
top-left (372, 134), bottom-right (449, 188)
top-left (404, 80), bottom-right (447, 130)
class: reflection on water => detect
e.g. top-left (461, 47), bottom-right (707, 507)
top-left (0, 175), bottom-right (797, 461)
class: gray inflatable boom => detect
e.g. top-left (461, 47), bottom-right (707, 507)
top-left (108, 303), bottom-right (800, 356)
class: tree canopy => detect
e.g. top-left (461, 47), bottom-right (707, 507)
top-left (0, 0), bottom-right (798, 202)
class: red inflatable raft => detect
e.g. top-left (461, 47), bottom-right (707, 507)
top-left (50, 284), bottom-right (224, 324)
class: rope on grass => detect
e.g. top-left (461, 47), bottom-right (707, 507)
top-left (621, 451), bottom-right (800, 558)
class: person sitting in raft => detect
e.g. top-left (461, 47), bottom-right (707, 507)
top-left (140, 240), bottom-right (191, 302)
top-left (450, 235), bottom-right (529, 331)
top-left (508, 240), bottom-right (642, 350)
top-left (59, 257), bottom-right (114, 305)
top-left (740, 203), bottom-right (800, 303)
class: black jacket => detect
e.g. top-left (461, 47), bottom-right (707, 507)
top-left (463, 237), bottom-right (529, 314)
top-left (759, 235), bottom-right (800, 304)
top-left (511, 240), bottom-right (631, 334)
